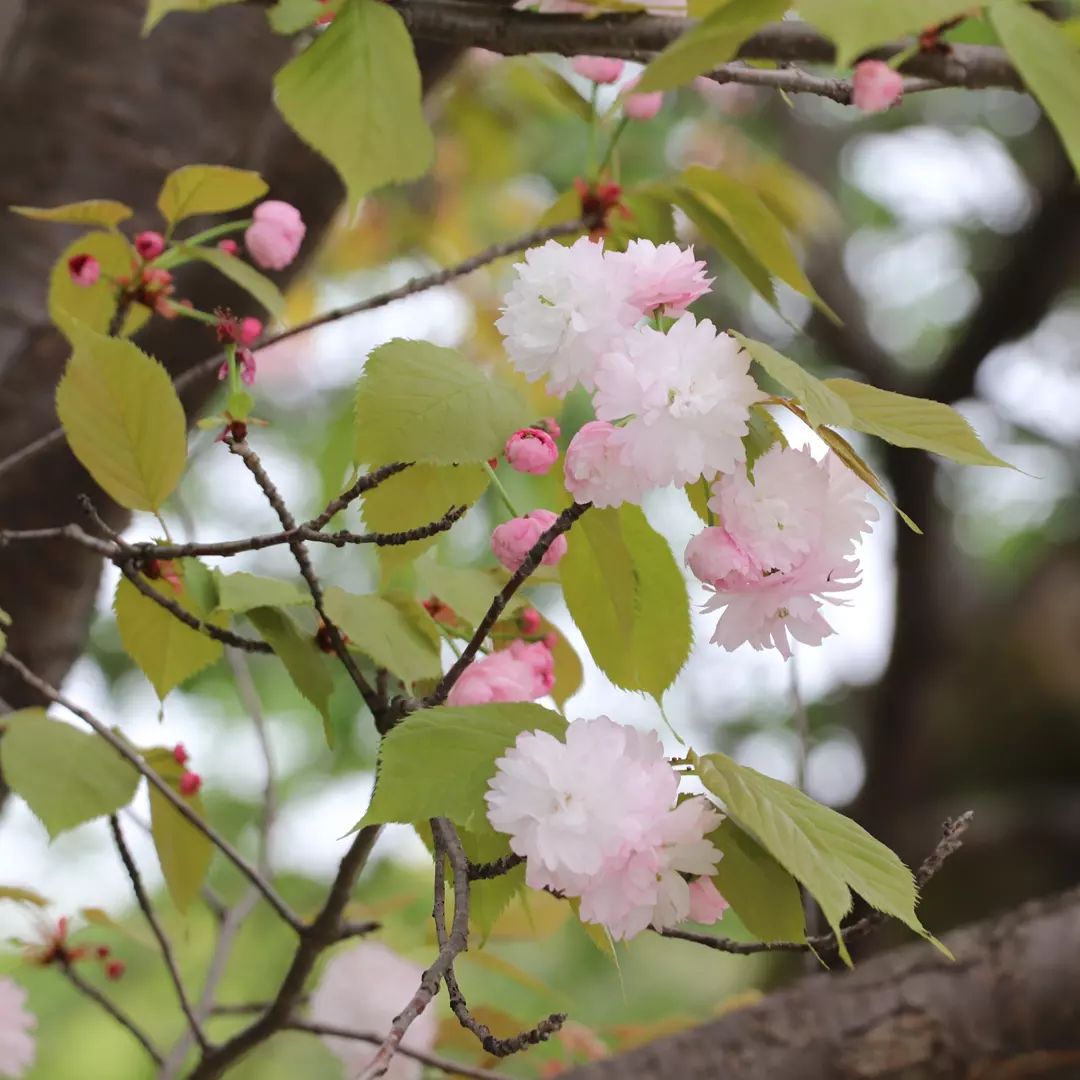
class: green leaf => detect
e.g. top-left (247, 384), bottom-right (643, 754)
top-left (731, 332), bottom-right (853, 430)
top-left (989, 1), bottom-right (1080, 178)
top-left (710, 819), bottom-right (806, 943)
top-left (12, 200), bottom-right (133, 228)
top-left (459, 827), bottom-right (527, 943)
top-left (798, 0), bottom-right (985, 67)
top-left (0, 606), bottom-right (9, 655)
top-left (144, 748), bottom-right (213, 913)
top-left (274, 0), bottom-right (435, 208)
top-left (323, 587), bottom-right (442, 686)
top-left (360, 703), bottom-right (567, 831)
top-left (354, 339), bottom-right (530, 467)
top-left (156, 164), bottom-right (267, 227)
top-left (636, 0), bottom-right (790, 93)
top-left (415, 561), bottom-right (508, 627)
top-left (176, 244), bottom-right (284, 315)
top-left (56, 324), bottom-right (188, 512)
top-left (0, 885), bottom-right (49, 907)
top-left (694, 750), bottom-right (942, 964)
top-left (247, 607), bottom-right (336, 740)
top-left (114, 566), bottom-right (225, 699)
top-left (685, 477), bottom-right (713, 526)
top-left (363, 465), bottom-right (489, 574)
top-left (49, 231), bottom-right (140, 337)
top-left (823, 377), bottom-right (1012, 467)
top-left (559, 506), bottom-right (691, 701)
top-left (212, 571), bottom-right (312, 614)
top-left (743, 403), bottom-right (788, 471)
top-left (267, 0), bottom-right (324, 32)
top-left (0, 710), bottom-right (140, 838)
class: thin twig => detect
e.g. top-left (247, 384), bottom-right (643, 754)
top-left (108, 815), bottom-right (209, 1050)
top-left (468, 853), bottom-right (525, 881)
top-left (0, 651), bottom-right (302, 933)
top-left (306, 462), bottom-right (411, 531)
top-left (58, 959), bottom-right (164, 1066)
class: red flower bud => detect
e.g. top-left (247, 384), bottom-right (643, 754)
top-left (218, 239), bottom-right (239, 256)
top-left (68, 254), bottom-right (101, 287)
top-left (173, 743), bottom-right (189, 767)
top-left (105, 960), bottom-right (126, 981)
top-left (134, 231), bottom-right (166, 260)
top-left (178, 771), bottom-right (202, 797)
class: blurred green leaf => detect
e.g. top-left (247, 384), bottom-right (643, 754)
top-left (12, 200), bottom-right (133, 228)
top-left (213, 571), bottom-right (313, 614)
top-left (0, 885), bottom-right (49, 907)
top-left (266, 0), bottom-right (324, 32)
top-left (156, 164), bottom-right (267, 226)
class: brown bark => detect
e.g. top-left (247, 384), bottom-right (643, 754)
top-left (566, 886), bottom-right (1080, 1080)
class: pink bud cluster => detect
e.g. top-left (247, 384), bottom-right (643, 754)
top-left (486, 716), bottom-right (727, 940)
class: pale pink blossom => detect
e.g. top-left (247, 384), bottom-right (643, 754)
top-left (594, 315), bottom-right (761, 489)
top-left (609, 240), bottom-right (712, 316)
top-left (684, 526), bottom-right (757, 588)
top-left (572, 56), bottom-right (625, 84)
top-left (486, 717), bottom-right (679, 894)
top-left (134, 231), bottom-right (166, 260)
top-left (687, 876), bottom-right (729, 924)
top-left (496, 237), bottom-right (640, 394)
top-left (309, 942), bottom-right (437, 1080)
top-left (491, 509), bottom-right (568, 572)
top-left (505, 428), bottom-right (559, 475)
top-left (0, 977), bottom-right (35, 1079)
top-left (447, 640), bottom-right (555, 706)
top-left (693, 77), bottom-right (761, 116)
top-left (622, 78), bottom-right (664, 121)
top-left (563, 420), bottom-right (653, 508)
top-left (852, 60), bottom-right (904, 113)
top-left (245, 200), bottom-right (306, 270)
top-left (67, 253), bottom-right (100, 287)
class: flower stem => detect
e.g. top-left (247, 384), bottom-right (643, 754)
top-left (482, 461), bottom-right (521, 519)
top-left (586, 84), bottom-right (599, 179)
top-left (597, 115), bottom-right (630, 177)
top-left (153, 220), bottom-right (251, 269)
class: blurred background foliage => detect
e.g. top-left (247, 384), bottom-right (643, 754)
top-left (4, 25), bottom-right (1080, 1076)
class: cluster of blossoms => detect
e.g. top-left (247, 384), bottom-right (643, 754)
top-left (487, 716), bottom-right (728, 940)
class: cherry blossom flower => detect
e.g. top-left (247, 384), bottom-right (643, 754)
top-left (609, 239), bottom-right (712, 316)
top-left (571, 56), bottom-right (625, 84)
top-left (309, 942), bottom-right (437, 1080)
top-left (684, 526), bottom-right (756, 589)
top-left (447, 640), bottom-right (555, 706)
top-left (594, 315), bottom-right (761, 489)
top-left (491, 509), bottom-right (568, 572)
top-left (505, 428), bottom-right (559, 475)
top-left (852, 60), bottom-right (904, 113)
top-left (563, 420), bottom-right (653, 508)
top-left (496, 237), bottom-right (639, 395)
top-left (245, 200), bottom-right (306, 270)
top-left (687, 876), bottom-right (730, 924)
top-left (0, 977), bottom-right (35, 1079)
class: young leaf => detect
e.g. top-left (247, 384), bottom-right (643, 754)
top-left (49, 231), bottom-right (139, 337)
top-left (176, 244), bottom-right (284, 316)
top-left (636, 0), bottom-right (790, 93)
top-left (322, 587), bottom-right (442, 686)
top-left (823, 377), bottom-right (1012, 468)
top-left (0, 710), bottom-right (140, 838)
top-left (266, 0), bottom-right (324, 32)
top-left (360, 703), bottom-right (567, 831)
top-left (56, 324), bottom-right (188, 512)
top-left (13, 200), bottom-right (133, 228)
top-left (685, 478), bottom-right (713, 525)
top-left (415, 561), bottom-right (511, 627)
top-left (0, 885), bottom-right (49, 907)
top-left (798, 0), bottom-right (991, 68)
top-left (144, 748), bottom-right (213, 913)
top-left (988, 2), bottom-right (1080, 178)
top-left (693, 750), bottom-right (942, 964)
top-left (156, 164), bottom-right (267, 227)
top-left (114, 569), bottom-right (225, 699)
top-left (354, 339), bottom-right (530, 466)
top-left (559, 506), bottom-right (691, 701)
top-left (743, 403), bottom-right (788, 470)
top-left (212, 570), bottom-right (313, 614)
top-left (710, 820), bottom-right (806, 943)
top-left (274, 0), bottom-right (435, 208)
top-left (731, 333), bottom-right (853, 430)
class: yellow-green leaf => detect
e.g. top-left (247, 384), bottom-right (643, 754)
top-left (156, 164), bottom-right (267, 228)
top-left (13, 200), bottom-right (133, 228)
top-left (989, 1), bottom-right (1080, 178)
top-left (267, 0), bottom-right (324, 32)
top-left (56, 324), bottom-right (187, 512)
top-left (176, 244), bottom-right (284, 315)
top-left (274, 0), bottom-right (435, 209)
top-left (0, 885), bottom-right (49, 907)
top-left (212, 570), bottom-right (312, 613)
top-left (823, 377), bottom-right (1012, 468)
top-left (48, 231), bottom-right (138, 337)
top-left (0, 710), bottom-right (140, 838)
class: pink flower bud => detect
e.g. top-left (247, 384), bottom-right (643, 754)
top-left (505, 428), bottom-right (559, 475)
top-left (684, 526), bottom-right (756, 588)
top-left (571, 55), bottom-right (625, 84)
top-left (537, 416), bottom-right (561, 439)
top-left (519, 607), bottom-right (542, 635)
top-left (491, 509), bottom-right (567, 572)
top-left (172, 743), bottom-right (189, 767)
top-left (447, 640), bottom-right (555, 706)
top-left (239, 317), bottom-right (262, 346)
top-left (68, 253), bottom-right (100, 287)
top-left (622, 78), bottom-right (664, 121)
top-left (245, 200), bottom-right (306, 271)
top-left (851, 60), bottom-right (904, 113)
top-left (134, 231), bottom-right (166, 260)
top-left (687, 877), bottom-right (729, 924)
top-left (179, 771), bottom-right (202, 797)
top-left (218, 239), bottom-right (239, 256)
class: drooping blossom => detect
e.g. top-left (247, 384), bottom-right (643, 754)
top-left (687, 876), bottom-right (730, 924)
top-left (217, 347), bottom-right (257, 387)
top-left (309, 942), bottom-right (438, 1080)
top-left (594, 315), bottom-right (761, 489)
top-left (609, 239), bottom-right (712, 316)
top-left (0, 977), bottom-right (35, 1079)
top-left (495, 237), bottom-right (639, 395)
top-left (491, 509), bottom-right (568, 572)
top-left (563, 420), bottom-right (653, 509)
top-left (505, 428), bottom-right (559, 475)
top-left (67, 253), bottom-right (100, 287)
top-left (622, 78), bottom-right (664, 121)
top-left (851, 60), bottom-right (904, 113)
top-left (134, 231), bottom-right (165, 260)
top-left (447, 639), bottom-right (555, 706)
top-left (245, 200), bottom-right (306, 270)
top-left (571, 56), bottom-right (625, 84)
